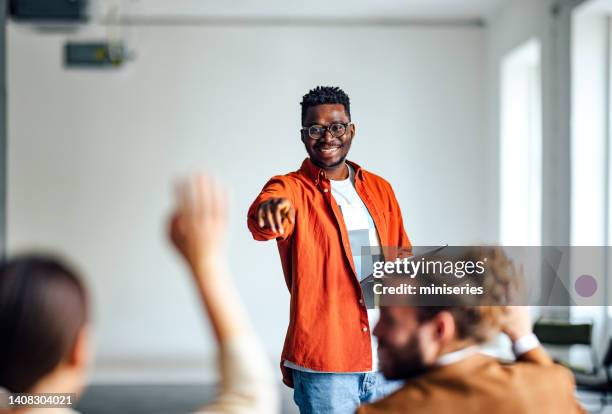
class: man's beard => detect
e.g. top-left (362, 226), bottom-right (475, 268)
top-left (379, 334), bottom-right (429, 380)
top-left (304, 142), bottom-right (348, 170)
top-left (310, 154), bottom-right (346, 169)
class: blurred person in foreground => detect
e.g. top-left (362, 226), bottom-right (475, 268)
top-left (0, 174), bottom-right (278, 414)
top-left (357, 247), bottom-right (586, 414)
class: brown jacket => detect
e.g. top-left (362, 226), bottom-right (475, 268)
top-left (357, 347), bottom-right (586, 414)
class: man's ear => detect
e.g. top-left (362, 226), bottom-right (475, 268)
top-left (349, 123), bottom-right (356, 139)
top-left (434, 311), bottom-right (457, 346)
top-left (68, 324), bottom-right (91, 369)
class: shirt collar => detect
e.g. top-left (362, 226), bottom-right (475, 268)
top-left (435, 345), bottom-right (480, 367)
top-left (299, 158), bottom-right (364, 185)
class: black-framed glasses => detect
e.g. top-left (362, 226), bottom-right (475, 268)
top-left (302, 122), bottom-right (352, 140)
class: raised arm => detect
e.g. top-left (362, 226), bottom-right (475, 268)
top-left (169, 175), bottom-right (242, 340)
top-left (501, 306), bottom-right (587, 413)
top-left (168, 174), bottom-right (278, 413)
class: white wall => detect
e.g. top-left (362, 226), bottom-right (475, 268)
top-left (7, 21), bottom-right (487, 380)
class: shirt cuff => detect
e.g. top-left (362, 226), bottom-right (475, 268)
top-left (512, 333), bottom-right (541, 357)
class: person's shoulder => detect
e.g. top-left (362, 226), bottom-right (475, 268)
top-left (496, 358), bottom-right (585, 412)
top-left (351, 162), bottom-right (392, 188)
top-left (264, 169), bottom-right (306, 186)
top-left (362, 169), bottom-right (391, 186)
top-left (354, 164), bottom-right (400, 202)
top-left (257, 169), bottom-right (314, 204)
top-left (510, 357), bottom-right (576, 385)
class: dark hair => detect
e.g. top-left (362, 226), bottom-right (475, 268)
top-left (0, 255), bottom-right (88, 392)
top-left (300, 86), bottom-right (351, 125)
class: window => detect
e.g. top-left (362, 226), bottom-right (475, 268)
top-left (571, 5), bottom-right (610, 327)
top-left (499, 39), bottom-right (543, 246)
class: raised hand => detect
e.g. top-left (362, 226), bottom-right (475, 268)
top-left (169, 174), bottom-right (228, 270)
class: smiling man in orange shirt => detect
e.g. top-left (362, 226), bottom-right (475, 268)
top-left (247, 86), bottom-right (412, 413)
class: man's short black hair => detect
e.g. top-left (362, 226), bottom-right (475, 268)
top-left (300, 86), bottom-right (351, 125)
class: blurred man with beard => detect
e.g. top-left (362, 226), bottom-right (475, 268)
top-left (357, 247), bottom-right (586, 414)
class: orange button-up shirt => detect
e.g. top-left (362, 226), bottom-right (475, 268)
top-left (247, 158), bottom-right (412, 387)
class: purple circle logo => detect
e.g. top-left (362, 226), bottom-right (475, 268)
top-left (575, 274), bottom-right (598, 298)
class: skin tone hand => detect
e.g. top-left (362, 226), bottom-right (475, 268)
top-left (257, 198), bottom-right (295, 235)
top-left (500, 306), bottom-right (533, 342)
top-left (168, 174), bottom-right (248, 341)
top-left (169, 174), bottom-right (227, 271)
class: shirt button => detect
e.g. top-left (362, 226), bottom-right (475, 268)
top-left (362, 327), bottom-right (368, 332)
top-left (323, 188), bottom-right (329, 193)
top-left (359, 299), bottom-right (364, 305)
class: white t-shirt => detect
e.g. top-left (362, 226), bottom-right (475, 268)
top-left (284, 164), bottom-right (381, 373)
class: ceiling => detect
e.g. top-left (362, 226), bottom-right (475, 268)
top-left (106, 0), bottom-right (508, 22)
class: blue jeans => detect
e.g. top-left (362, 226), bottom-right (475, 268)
top-left (292, 370), bottom-right (403, 414)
